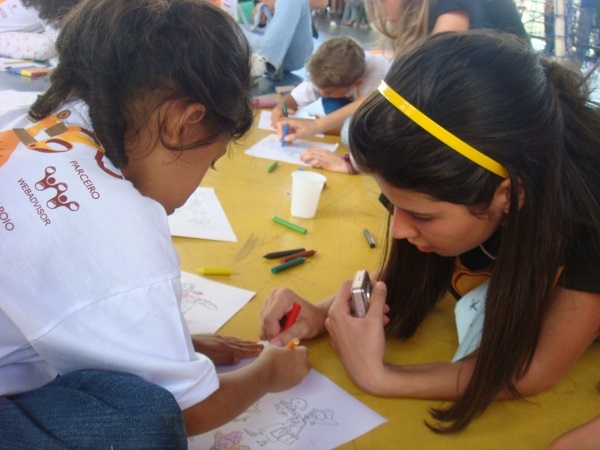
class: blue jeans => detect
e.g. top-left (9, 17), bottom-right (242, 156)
top-left (321, 96), bottom-right (353, 115)
top-left (243, 0), bottom-right (314, 72)
top-left (0, 370), bottom-right (187, 449)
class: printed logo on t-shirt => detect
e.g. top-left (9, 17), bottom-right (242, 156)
top-left (35, 166), bottom-right (79, 211)
top-left (16, 164), bottom-right (80, 227)
top-left (0, 109), bottom-right (120, 178)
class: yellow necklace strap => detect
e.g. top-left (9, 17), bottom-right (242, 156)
top-left (377, 80), bottom-right (509, 178)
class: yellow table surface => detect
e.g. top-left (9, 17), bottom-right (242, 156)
top-left (174, 113), bottom-right (600, 449)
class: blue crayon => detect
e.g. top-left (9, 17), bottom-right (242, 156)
top-left (281, 123), bottom-right (289, 148)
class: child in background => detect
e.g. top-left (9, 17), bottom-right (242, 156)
top-left (271, 36), bottom-right (389, 123)
top-left (260, 31), bottom-right (600, 433)
top-left (271, 36), bottom-right (389, 174)
top-left (0, 0), bottom-right (309, 447)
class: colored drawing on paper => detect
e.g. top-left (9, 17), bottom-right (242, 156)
top-left (180, 282), bottom-right (217, 312)
top-left (209, 431), bottom-right (250, 450)
top-left (244, 134), bottom-right (338, 166)
top-left (180, 271), bottom-right (255, 334)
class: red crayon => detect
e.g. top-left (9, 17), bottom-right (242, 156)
top-left (279, 249), bottom-right (316, 263)
top-left (282, 303), bottom-right (302, 331)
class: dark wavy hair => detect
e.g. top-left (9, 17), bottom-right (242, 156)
top-left (28, 0), bottom-right (254, 168)
top-left (350, 30), bottom-right (600, 432)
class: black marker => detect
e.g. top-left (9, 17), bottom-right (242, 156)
top-left (263, 248), bottom-right (306, 259)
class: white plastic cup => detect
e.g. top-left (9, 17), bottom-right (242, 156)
top-left (290, 171), bottom-right (327, 219)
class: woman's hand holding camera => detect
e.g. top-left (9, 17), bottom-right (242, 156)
top-left (325, 279), bottom-right (391, 394)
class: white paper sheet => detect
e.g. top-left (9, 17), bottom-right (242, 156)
top-left (168, 187), bottom-right (237, 242)
top-left (188, 363), bottom-right (387, 450)
top-left (244, 133), bottom-right (338, 166)
top-left (452, 279), bottom-right (489, 362)
top-left (0, 90), bottom-right (41, 115)
top-left (180, 271), bottom-right (255, 334)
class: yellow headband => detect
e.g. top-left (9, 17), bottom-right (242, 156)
top-left (377, 80), bottom-right (509, 178)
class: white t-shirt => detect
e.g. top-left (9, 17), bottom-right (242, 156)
top-left (290, 52), bottom-right (391, 107)
top-left (0, 100), bottom-right (218, 410)
top-left (0, 0), bottom-right (44, 33)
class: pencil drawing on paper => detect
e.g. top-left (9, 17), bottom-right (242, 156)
top-left (244, 397), bottom-right (337, 447)
top-left (232, 403), bottom-right (261, 423)
top-left (206, 397), bottom-right (338, 448)
top-left (180, 282), bottom-right (218, 312)
top-left (188, 367), bottom-right (387, 450)
top-left (177, 192), bottom-right (215, 228)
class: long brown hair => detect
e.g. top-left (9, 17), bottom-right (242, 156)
top-left (364, 0), bottom-right (432, 53)
top-left (350, 31), bottom-right (600, 432)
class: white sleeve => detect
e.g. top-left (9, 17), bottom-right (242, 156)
top-left (360, 54), bottom-right (393, 96)
top-left (31, 278), bottom-right (219, 410)
top-left (290, 80), bottom-right (321, 107)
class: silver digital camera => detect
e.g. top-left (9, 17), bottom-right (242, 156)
top-left (350, 270), bottom-right (371, 318)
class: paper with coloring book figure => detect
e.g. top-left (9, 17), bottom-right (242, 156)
top-left (168, 187), bottom-right (237, 242)
top-left (180, 271), bottom-right (255, 334)
top-left (187, 360), bottom-right (386, 450)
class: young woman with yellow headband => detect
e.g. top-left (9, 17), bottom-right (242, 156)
top-left (259, 31), bottom-right (600, 434)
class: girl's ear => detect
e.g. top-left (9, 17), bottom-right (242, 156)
top-left (170, 102), bottom-right (207, 145)
top-left (494, 177), bottom-right (525, 214)
top-left (163, 101), bottom-right (206, 145)
top-left (181, 103), bottom-right (206, 128)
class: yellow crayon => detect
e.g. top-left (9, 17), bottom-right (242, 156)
top-left (196, 267), bottom-right (232, 276)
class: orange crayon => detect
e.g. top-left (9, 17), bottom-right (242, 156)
top-left (285, 338), bottom-right (300, 349)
